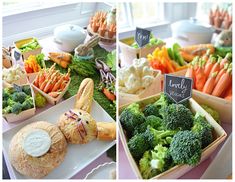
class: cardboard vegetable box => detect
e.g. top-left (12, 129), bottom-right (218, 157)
top-left (119, 93), bottom-right (227, 179)
top-left (119, 37), bottom-right (165, 66)
top-left (14, 37), bottom-right (42, 60)
top-left (3, 84), bottom-right (36, 123)
top-left (32, 78), bottom-right (71, 105)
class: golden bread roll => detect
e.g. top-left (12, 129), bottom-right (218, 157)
top-left (74, 78), bottom-right (94, 113)
top-left (57, 109), bottom-right (97, 144)
top-left (9, 121), bottom-right (67, 179)
top-left (97, 122), bottom-right (116, 141)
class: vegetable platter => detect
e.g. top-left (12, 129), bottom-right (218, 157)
top-left (14, 37), bottom-right (42, 60)
top-left (32, 63), bottom-right (71, 105)
top-left (119, 35), bottom-right (165, 66)
top-left (119, 93), bottom-right (227, 179)
top-left (3, 95), bottom-right (116, 179)
top-left (3, 84), bottom-right (36, 123)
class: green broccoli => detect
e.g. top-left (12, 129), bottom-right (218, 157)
top-left (3, 88), bottom-right (15, 100)
top-left (201, 105), bottom-right (220, 124)
top-left (120, 103), bottom-right (146, 137)
top-left (192, 114), bottom-right (213, 149)
top-left (22, 85), bottom-right (32, 96)
top-left (144, 126), bottom-right (177, 148)
top-left (12, 91), bottom-right (27, 103)
top-left (139, 144), bottom-right (174, 179)
top-left (7, 99), bottom-right (17, 107)
top-left (11, 102), bottom-right (23, 114)
top-left (169, 130), bottom-right (202, 166)
top-left (22, 96), bottom-right (34, 110)
top-left (134, 115), bottom-right (163, 135)
top-left (3, 106), bottom-right (12, 114)
top-left (3, 100), bottom-right (8, 108)
top-left (160, 104), bottom-right (193, 130)
top-left (143, 93), bottom-right (172, 117)
top-left (128, 133), bottom-right (150, 160)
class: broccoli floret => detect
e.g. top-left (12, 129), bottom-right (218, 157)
top-left (192, 114), bottom-right (213, 149)
top-left (128, 133), bottom-right (150, 160)
top-left (3, 88), bottom-right (15, 100)
top-left (139, 151), bottom-right (159, 179)
top-left (7, 99), bottom-right (17, 107)
top-left (3, 100), bottom-right (8, 108)
top-left (201, 105), bottom-right (220, 124)
top-left (139, 144), bottom-right (174, 179)
top-left (22, 85), bottom-right (32, 96)
top-left (12, 92), bottom-right (27, 103)
top-left (134, 115), bottom-right (163, 135)
top-left (11, 102), bottom-right (23, 114)
top-left (160, 104), bottom-right (193, 130)
top-left (144, 126), bottom-right (177, 148)
top-left (143, 93), bottom-right (172, 117)
top-left (169, 130), bottom-right (202, 166)
top-left (120, 103), bottom-right (146, 137)
top-left (22, 96), bottom-right (34, 110)
top-left (3, 106), bottom-right (12, 114)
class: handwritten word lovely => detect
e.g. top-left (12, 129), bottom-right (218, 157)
top-left (168, 79), bottom-right (188, 94)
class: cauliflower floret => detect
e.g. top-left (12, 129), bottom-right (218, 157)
top-left (119, 67), bottom-right (129, 86)
top-left (142, 75), bottom-right (154, 88)
top-left (133, 58), bottom-right (149, 77)
top-left (125, 74), bottom-right (142, 94)
top-left (142, 66), bottom-right (154, 77)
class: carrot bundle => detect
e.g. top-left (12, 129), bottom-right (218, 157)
top-left (185, 53), bottom-right (232, 100)
top-left (33, 64), bottom-right (71, 98)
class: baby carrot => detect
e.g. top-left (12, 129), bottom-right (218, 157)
top-left (212, 68), bottom-right (232, 97)
top-left (202, 72), bottom-right (217, 94)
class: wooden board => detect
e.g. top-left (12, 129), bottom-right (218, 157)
top-left (118, 93), bottom-right (227, 179)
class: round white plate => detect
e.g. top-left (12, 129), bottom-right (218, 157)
top-left (85, 162), bottom-right (116, 179)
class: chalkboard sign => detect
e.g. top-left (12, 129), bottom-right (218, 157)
top-left (135, 27), bottom-right (151, 48)
top-left (13, 84), bottom-right (23, 92)
top-left (164, 74), bottom-right (192, 104)
top-left (14, 50), bottom-right (21, 61)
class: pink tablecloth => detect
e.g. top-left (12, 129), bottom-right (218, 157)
top-left (118, 122), bottom-right (232, 179)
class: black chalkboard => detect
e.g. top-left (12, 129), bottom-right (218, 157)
top-left (13, 84), bottom-right (23, 92)
top-left (164, 74), bottom-right (192, 104)
top-left (135, 27), bottom-right (151, 48)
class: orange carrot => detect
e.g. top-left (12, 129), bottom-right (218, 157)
top-left (202, 49), bottom-right (211, 62)
top-left (220, 53), bottom-right (232, 69)
top-left (209, 57), bottom-right (221, 77)
top-left (224, 95), bottom-right (232, 101)
top-left (39, 79), bottom-right (48, 91)
top-left (103, 88), bottom-right (116, 101)
top-left (202, 72), bottom-right (217, 94)
top-left (43, 80), bottom-right (52, 93)
top-left (185, 65), bottom-right (195, 88)
top-left (223, 84), bottom-right (232, 98)
top-left (51, 76), bottom-right (64, 92)
top-left (204, 57), bottom-right (216, 78)
top-left (215, 63), bottom-right (229, 85)
top-left (195, 61), bottom-right (207, 91)
top-left (212, 68), bottom-right (232, 97)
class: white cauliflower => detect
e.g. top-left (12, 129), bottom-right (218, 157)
top-left (142, 75), bottom-right (154, 88)
top-left (142, 66), bottom-right (154, 77)
top-left (125, 74), bottom-right (142, 94)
